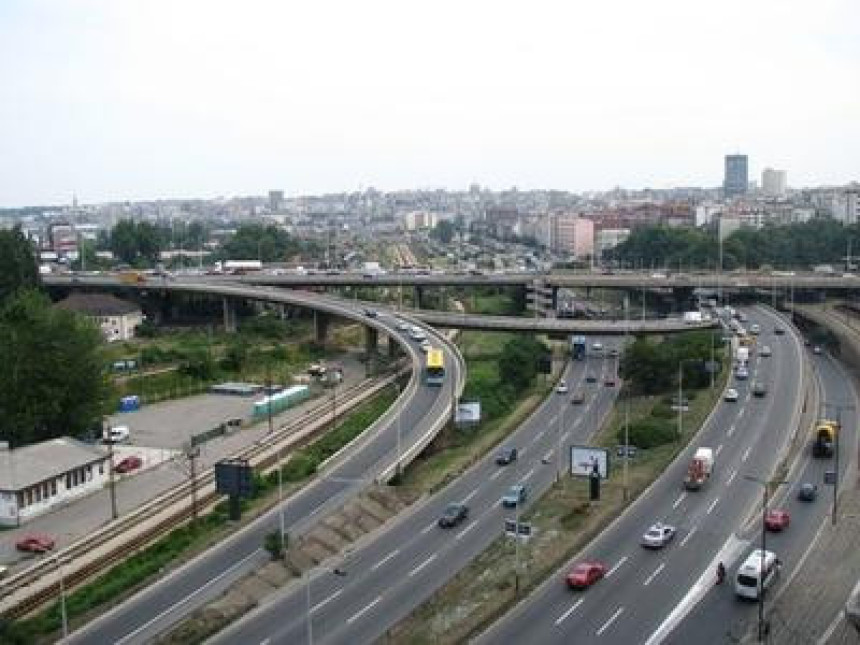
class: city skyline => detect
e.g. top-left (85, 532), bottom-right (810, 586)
top-left (1, 0), bottom-right (858, 208)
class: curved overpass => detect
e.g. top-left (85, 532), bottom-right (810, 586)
top-left (38, 277), bottom-right (466, 644)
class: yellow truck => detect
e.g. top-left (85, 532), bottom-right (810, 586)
top-left (119, 271), bottom-right (146, 285)
top-left (812, 419), bottom-right (838, 457)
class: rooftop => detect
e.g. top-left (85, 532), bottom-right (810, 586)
top-left (54, 292), bottom-right (141, 316)
top-left (0, 437), bottom-right (109, 491)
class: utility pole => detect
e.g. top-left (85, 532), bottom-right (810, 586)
top-left (188, 446), bottom-right (200, 521)
top-left (106, 419), bottom-right (118, 520)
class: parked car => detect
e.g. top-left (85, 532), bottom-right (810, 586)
top-left (16, 534), bottom-right (55, 553)
top-left (438, 503), bottom-right (469, 528)
top-left (103, 425), bottom-right (130, 444)
top-left (566, 561), bottom-right (607, 589)
top-left (501, 484), bottom-right (527, 508)
top-left (496, 447), bottom-right (518, 466)
top-left (115, 455), bottom-right (143, 474)
top-left (641, 522), bottom-right (676, 548)
top-left (724, 388), bottom-right (740, 402)
top-left (765, 509), bottom-right (790, 531)
top-left (798, 482), bottom-right (818, 501)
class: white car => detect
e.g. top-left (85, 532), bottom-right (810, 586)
top-left (759, 345), bottom-right (772, 357)
top-left (735, 366), bottom-right (749, 380)
top-left (724, 388), bottom-right (739, 402)
top-left (641, 523), bottom-right (676, 549)
top-left (556, 380), bottom-right (568, 394)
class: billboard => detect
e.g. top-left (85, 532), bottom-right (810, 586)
top-left (455, 401), bottom-right (481, 427)
top-left (569, 446), bottom-right (609, 479)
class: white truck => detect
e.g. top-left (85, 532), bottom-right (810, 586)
top-left (736, 346), bottom-right (750, 364)
top-left (683, 447), bottom-right (714, 490)
top-left (683, 311), bottom-right (703, 324)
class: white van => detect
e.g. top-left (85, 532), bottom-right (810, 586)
top-left (735, 549), bottom-right (780, 600)
top-left (103, 425), bottom-right (130, 444)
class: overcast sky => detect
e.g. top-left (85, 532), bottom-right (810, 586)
top-left (1, 0), bottom-right (858, 207)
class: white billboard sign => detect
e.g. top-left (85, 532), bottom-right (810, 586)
top-left (569, 446), bottom-right (609, 479)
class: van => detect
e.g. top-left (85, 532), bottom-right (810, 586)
top-left (735, 549), bottom-right (780, 600)
top-left (103, 425), bottom-right (130, 444)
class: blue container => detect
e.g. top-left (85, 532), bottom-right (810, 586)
top-left (119, 395), bottom-right (141, 412)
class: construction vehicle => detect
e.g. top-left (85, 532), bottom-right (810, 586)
top-left (684, 447), bottom-right (714, 490)
top-left (812, 420), bottom-right (838, 457)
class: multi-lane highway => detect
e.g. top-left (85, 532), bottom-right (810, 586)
top-left (210, 342), bottom-right (621, 644)
top-left (665, 348), bottom-right (858, 643)
top-left (65, 285), bottom-right (464, 644)
top-left (480, 306), bottom-right (807, 645)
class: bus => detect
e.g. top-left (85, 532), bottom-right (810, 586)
top-left (425, 348), bottom-right (445, 386)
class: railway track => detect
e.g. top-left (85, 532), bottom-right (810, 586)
top-left (0, 371), bottom-right (403, 620)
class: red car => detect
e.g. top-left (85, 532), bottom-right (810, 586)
top-left (16, 534), bottom-right (55, 553)
top-left (765, 509), bottom-right (790, 531)
top-left (566, 561), bottom-right (607, 589)
top-left (115, 455), bottom-right (143, 474)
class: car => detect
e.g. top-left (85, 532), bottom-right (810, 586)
top-left (438, 503), bottom-right (469, 528)
top-left (813, 345), bottom-right (823, 355)
top-left (571, 392), bottom-right (585, 405)
top-left (616, 444), bottom-right (637, 458)
top-left (363, 308), bottom-right (378, 318)
top-left (115, 455), bottom-right (143, 474)
top-left (798, 482), bottom-right (818, 501)
top-left (496, 447), bottom-right (518, 466)
top-left (419, 340), bottom-right (431, 353)
top-left (585, 374), bottom-right (597, 383)
top-left (556, 380), bottom-right (568, 394)
top-left (604, 378), bottom-right (616, 387)
top-left (735, 366), bottom-right (749, 380)
top-left (750, 324), bottom-right (761, 335)
top-left (724, 388), bottom-right (740, 402)
top-left (774, 327), bottom-right (785, 335)
top-left (607, 347), bottom-right (619, 358)
top-left (566, 561), bottom-right (607, 589)
top-left (501, 484), bottom-right (527, 508)
top-left (395, 321), bottom-right (409, 332)
top-left (765, 509), bottom-right (790, 531)
top-left (641, 522), bottom-right (676, 548)
top-left (16, 534), bottom-right (55, 553)
top-left (759, 345), bottom-right (772, 357)
top-left (592, 342), bottom-right (604, 353)
top-left (103, 425), bottom-right (130, 444)
top-left (753, 382), bottom-right (767, 397)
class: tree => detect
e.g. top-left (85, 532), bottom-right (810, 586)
top-left (498, 335), bottom-right (550, 393)
top-left (433, 220), bottom-right (456, 244)
top-left (109, 219), bottom-right (165, 266)
top-left (219, 223), bottom-right (321, 263)
top-left (0, 227), bottom-right (40, 304)
top-left (0, 290), bottom-right (109, 447)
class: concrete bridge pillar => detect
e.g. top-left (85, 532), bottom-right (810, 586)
top-left (314, 311), bottom-right (330, 345)
top-left (365, 327), bottom-right (379, 376)
top-left (222, 297), bottom-right (238, 333)
top-left (387, 335), bottom-right (399, 358)
top-left (414, 286), bottom-right (425, 310)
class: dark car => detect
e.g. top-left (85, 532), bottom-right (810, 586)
top-left (363, 308), bottom-right (378, 318)
top-left (798, 482), bottom-right (818, 501)
top-left (496, 447), bottom-right (518, 466)
top-left (774, 327), bottom-right (785, 335)
top-left (753, 382), bottom-right (767, 397)
top-left (438, 503), bottom-right (469, 528)
top-left (604, 378), bottom-right (616, 388)
top-left (585, 374), bottom-right (597, 383)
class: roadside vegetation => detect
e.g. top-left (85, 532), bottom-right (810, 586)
top-left (388, 331), bottom-right (730, 644)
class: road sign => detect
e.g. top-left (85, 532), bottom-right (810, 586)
top-left (504, 520), bottom-right (533, 539)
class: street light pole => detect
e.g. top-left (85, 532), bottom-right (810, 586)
top-left (556, 392), bottom-right (564, 483)
top-left (395, 383), bottom-right (402, 476)
top-left (56, 555), bottom-right (68, 639)
top-left (677, 362), bottom-right (683, 440)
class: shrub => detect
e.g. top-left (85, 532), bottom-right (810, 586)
top-left (619, 416), bottom-right (677, 448)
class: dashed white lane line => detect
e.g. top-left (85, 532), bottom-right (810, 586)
top-left (715, 443), bottom-right (724, 456)
top-left (463, 487), bottom-right (480, 503)
top-left (523, 467), bottom-right (536, 481)
top-left (421, 522), bottom-right (436, 535)
top-left (742, 446), bottom-right (752, 462)
top-left (607, 555), bottom-right (629, 577)
top-left (706, 498), bottom-right (719, 515)
top-left (549, 415), bottom-right (558, 425)
top-left (490, 469), bottom-right (503, 481)
top-left (726, 468), bottom-right (737, 486)
top-left (371, 549), bottom-right (399, 571)
top-left (409, 554), bottom-right (437, 577)
top-left (535, 429), bottom-right (546, 441)
top-left (727, 424), bottom-right (736, 437)
top-left (346, 595), bottom-right (382, 624)
top-left (312, 588), bottom-right (342, 614)
top-left (456, 521), bottom-right (479, 540)
top-left (680, 526), bottom-right (697, 547)
top-left (643, 563), bottom-right (665, 587)
top-left (563, 431), bottom-right (571, 440)
top-left (554, 598), bottom-right (585, 626)
top-left (596, 606), bottom-right (625, 636)
top-left (672, 492), bottom-right (687, 509)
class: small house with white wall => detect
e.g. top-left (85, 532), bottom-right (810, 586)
top-left (54, 292), bottom-right (144, 342)
top-left (0, 438), bottom-right (110, 527)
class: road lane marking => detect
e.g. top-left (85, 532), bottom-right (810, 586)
top-left (607, 556), bottom-right (628, 577)
top-left (456, 521), bottom-right (478, 540)
top-left (742, 446), bottom-right (752, 462)
top-left (726, 468), bottom-right (737, 486)
top-left (706, 498), bottom-right (719, 514)
top-left (346, 596), bottom-right (382, 624)
top-left (549, 415), bottom-right (558, 425)
top-left (680, 526), bottom-right (697, 547)
top-left (312, 588), bottom-right (342, 613)
top-left (563, 431), bottom-right (571, 440)
top-left (535, 429), bottom-right (546, 441)
top-left (554, 598), bottom-right (584, 625)
top-left (523, 467), bottom-right (536, 481)
top-left (421, 522), bottom-right (435, 535)
top-left (463, 487), bottom-right (480, 503)
top-left (643, 563), bottom-right (665, 586)
top-left (715, 444), bottom-right (723, 456)
top-left (490, 469), bottom-right (502, 481)
top-left (672, 492), bottom-right (686, 509)
top-left (596, 607), bottom-right (625, 636)
top-left (727, 424), bottom-right (736, 437)
top-left (371, 549), bottom-right (399, 571)
top-left (409, 554), bottom-right (437, 577)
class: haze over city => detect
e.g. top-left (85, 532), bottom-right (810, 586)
top-left (1, 0), bottom-right (858, 207)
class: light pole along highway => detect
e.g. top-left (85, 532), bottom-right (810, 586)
top-left (50, 278), bottom-right (466, 645)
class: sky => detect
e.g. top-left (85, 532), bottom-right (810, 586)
top-left (1, 0), bottom-right (859, 207)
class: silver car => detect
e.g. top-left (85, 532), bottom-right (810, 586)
top-left (641, 523), bottom-right (676, 549)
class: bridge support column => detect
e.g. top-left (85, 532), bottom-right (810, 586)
top-left (416, 286), bottom-right (427, 310)
top-left (222, 297), bottom-right (237, 333)
top-left (365, 327), bottom-right (379, 376)
top-left (387, 335), bottom-right (399, 358)
top-left (314, 311), bottom-right (330, 345)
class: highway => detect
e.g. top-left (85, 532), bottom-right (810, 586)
top-left (480, 306), bottom-right (808, 645)
top-left (664, 348), bottom-right (859, 644)
top-left (64, 284), bottom-right (464, 644)
top-left (210, 342), bottom-right (621, 644)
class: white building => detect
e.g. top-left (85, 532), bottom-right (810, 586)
top-left (0, 438), bottom-right (110, 526)
top-left (595, 228), bottom-right (631, 257)
top-left (54, 293), bottom-right (144, 342)
top-left (761, 168), bottom-right (787, 197)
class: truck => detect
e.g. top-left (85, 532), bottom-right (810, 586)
top-left (119, 271), bottom-right (145, 285)
top-left (684, 447), bottom-right (714, 490)
top-left (683, 311), bottom-right (703, 324)
top-left (736, 347), bottom-right (750, 364)
top-left (223, 260), bottom-right (263, 275)
top-left (571, 335), bottom-right (587, 360)
top-left (812, 419), bottom-right (838, 457)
